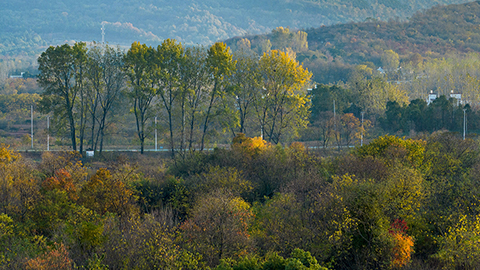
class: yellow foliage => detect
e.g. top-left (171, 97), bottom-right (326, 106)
top-left (332, 173), bottom-right (359, 192)
top-left (434, 214), bottom-right (480, 269)
top-left (232, 133), bottom-right (268, 157)
top-left (356, 135), bottom-right (426, 169)
top-left (249, 137), bottom-right (267, 151)
top-left (391, 232), bottom-right (414, 268)
top-left (80, 168), bottom-right (136, 216)
top-left (0, 144), bottom-right (18, 164)
top-left (0, 214), bottom-right (13, 239)
top-left (196, 166), bottom-right (253, 196)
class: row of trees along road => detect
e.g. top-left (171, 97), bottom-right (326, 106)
top-left (37, 40), bottom-right (311, 155)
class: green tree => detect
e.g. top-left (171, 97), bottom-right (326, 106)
top-left (37, 43), bottom-right (88, 151)
top-left (100, 214), bottom-right (200, 269)
top-left (330, 174), bottom-right (394, 269)
top-left (383, 100), bottom-right (405, 132)
top-left (356, 135), bottom-right (426, 169)
top-left (381, 49), bottom-right (399, 73)
top-left (251, 193), bottom-right (311, 257)
top-left (215, 249), bottom-right (327, 270)
top-left (182, 46), bottom-right (211, 153)
top-left (434, 214), bottom-right (480, 269)
top-left (79, 168), bottom-right (137, 217)
top-left (186, 166), bottom-right (253, 199)
top-left (231, 51), bottom-right (262, 135)
top-left (124, 42), bottom-right (156, 154)
top-left (181, 189), bottom-right (253, 267)
top-left (251, 37), bottom-right (272, 56)
top-left (86, 43), bottom-right (125, 153)
top-left (352, 76), bottom-right (408, 117)
top-left (201, 42), bottom-right (236, 151)
top-left (154, 39), bottom-right (185, 158)
top-left (309, 84), bottom-right (352, 121)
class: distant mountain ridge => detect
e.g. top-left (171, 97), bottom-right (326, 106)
top-left (0, 0), bottom-right (473, 55)
top-left (223, 1), bottom-right (480, 83)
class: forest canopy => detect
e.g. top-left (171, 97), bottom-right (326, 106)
top-left (1, 132), bottom-right (480, 269)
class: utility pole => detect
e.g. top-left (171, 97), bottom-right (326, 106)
top-left (101, 22), bottom-right (105, 44)
top-left (31, 105), bottom-right (33, 149)
top-left (155, 116), bottom-right (157, 151)
top-left (333, 100), bottom-right (336, 134)
top-left (361, 111), bottom-right (365, 146)
top-left (334, 100), bottom-right (338, 149)
top-left (463, 108), bottom-right (467, 140)
top-left (47, 116), bottom-right (50, 151)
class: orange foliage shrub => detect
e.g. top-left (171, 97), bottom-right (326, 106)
top-left (25, 243), bottom-right (72, 270)
top-left (389, 219), bottom-right (414, 268)
top-left (391, 233), bottom-right (414, 268)
top-left (42, 169), bottom-right (78, 201)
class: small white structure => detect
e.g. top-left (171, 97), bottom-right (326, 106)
top-left (426, 90), bottom-right (464, 106)
top-left (86, 151), bottom-right (94, 157)
top-left (9, 72), bottom-right (24, 79)
top-left (449, 90), bottom-right (462, 106)
top-left (427, 91), bottom-right (437, 105)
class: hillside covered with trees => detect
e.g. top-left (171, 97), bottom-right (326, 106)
top-left (226, 1), bottom-right (480, 83)
top-left (0, 0), bottom-right (473, 56)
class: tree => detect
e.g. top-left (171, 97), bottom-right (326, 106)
top-left (186, 166), bottom-right (253, 199)
top-left (182, 46), bottom-right (211, 153)
top-left (231, 51), bottom-right (261, 135)
top-left (25, 243), bottom-right (73, 270)
top-left (124, 42), bottom-right (156, 154)
top-left (0, 145), bottom-right (40, 220)
top-left (271, 27), bottom-right (292, 51)
top-left (383, 101), bottom-right (405, 132)
top-left (356, 135), bottom-right (426, 169)
top-left (37, 43), bottom-right (88, 151)
top-left (86, 43), bottom-right (125, 153)
top-left (180, 189), bottom-right (253, 267)
top-left (255, 50), bottom-right (312, 143)
top-left (381, 49), bottom-right (399, 73)
top-left (251, 37), bottom-right (272, 56)
top-left (251, 193), bottom-right (311, 257)
top-left (154, 39), bottom-right (185, 158)
top-left (215, 249), bottom-right (327, 270)
top-left (79, 168), bottom-right (137, 217)
top-left (405, 99), bottom-right (428, 132)
top-left (352, 76), bottom-right (408, 117)
top-left (340, 113), bottom-right (362, 147)
top-left (100, 214), bottom-right (200, 269)
top-left (201, 42), bottom-right (236, 151)
top-left (309, 84), bottom-right (351, 121)
top-left (434, 214), bottom-right (480, 269)
top-left (315, 111), bottom-right (334, 149)
top-left (270, 27), bottom-right (308, 52)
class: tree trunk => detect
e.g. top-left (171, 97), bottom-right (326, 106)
top-left (201, 81), bottom-right (217, 151)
